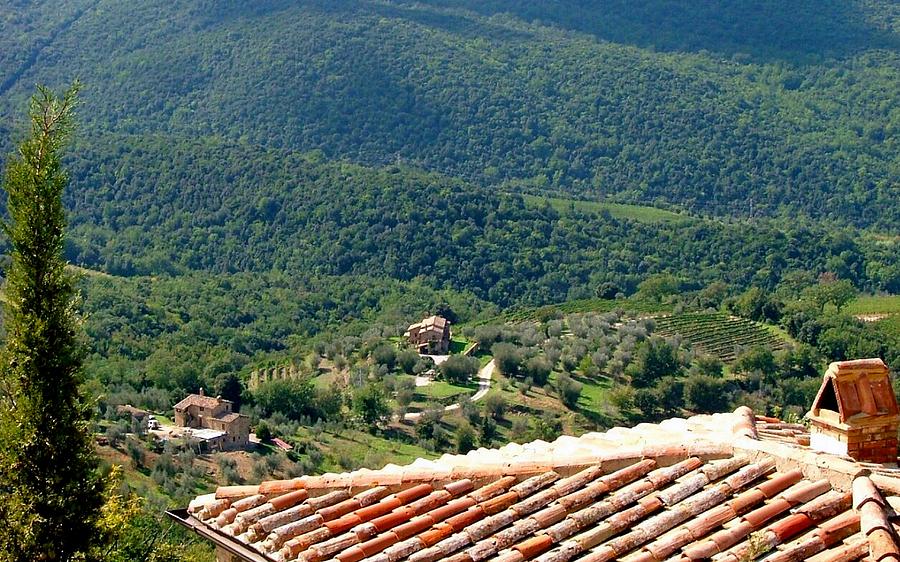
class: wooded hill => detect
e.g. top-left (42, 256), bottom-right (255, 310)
top-left (57, 136), bottom-right (899, 301)
top-left (0, 0), bottom-right (897, 228)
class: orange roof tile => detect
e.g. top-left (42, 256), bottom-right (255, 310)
top-left (172, 406), bottom-right (900, 562)
top-left (174, 393), bottom-right (225, 411)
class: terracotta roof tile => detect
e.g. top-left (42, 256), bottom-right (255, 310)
top-left (175, 406), bottom-right (900, 562)
top-left (805, 533), bottom-right (870, 562)
top-left (174, 393), bottom-right (224, 411)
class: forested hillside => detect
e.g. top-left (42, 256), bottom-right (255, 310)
top-left (0, 0), bottom-right (897, 227)
top-left (57, 136), bottom-right (898, 303)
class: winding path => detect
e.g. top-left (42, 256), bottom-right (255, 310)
top-left (403, 359), bottom-right (495, 422)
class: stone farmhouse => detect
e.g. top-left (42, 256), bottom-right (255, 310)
top-left (174, 389), bottom-right (250, 451)
top-left (172, 357), bottom-right (900, 562)
top-left (405, 315), bottom-right (452, 354)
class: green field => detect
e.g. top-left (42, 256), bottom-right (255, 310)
top-left (846, 295), bottom-right (900, 316)
top-left (449, 336), bottom-right (470, 354)
top-left (414, 380), bottom-right (476, 401)
top-left (522, 194), bottom-right (689, 224)
top-left (654, 312), bottom-right (788, 362)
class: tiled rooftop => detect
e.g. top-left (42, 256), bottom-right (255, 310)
top-left (174, 405), bottom-right (900, 562)
top-left (175, 393), bottom-right (227, 411)
top-left (405, 316), bottom-right (450, 337)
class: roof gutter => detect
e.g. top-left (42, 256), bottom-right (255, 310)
top-left (166, 509), bottom-right (275, 562)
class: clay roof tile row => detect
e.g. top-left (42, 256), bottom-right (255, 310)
top-left (177, 406), bottom-right (900, 562)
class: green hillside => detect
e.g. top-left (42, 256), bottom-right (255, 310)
top-left (51, 136), bottom-right (897, 304)
top-left (0, 0), bottom-right (897, 228)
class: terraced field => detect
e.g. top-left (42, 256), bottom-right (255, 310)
top-left (654, 312), bottom-right (788, 362)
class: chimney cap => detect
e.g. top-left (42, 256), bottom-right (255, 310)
top-left (807, 358), bottom-right (899, 464)
top-left (807, 358), bottom-right (897, 424)
top-left (199, 387), bottom-right (205, 397)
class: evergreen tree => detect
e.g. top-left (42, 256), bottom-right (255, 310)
top-left (0, 84), bottom-right (103, 561)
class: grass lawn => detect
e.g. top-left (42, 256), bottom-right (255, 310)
top-left (414, 380), bottom-right (476, 401)
top-left (522, 194), bottom-right (689, 224)
top-left (449, 336), bottom-right (470, 354)
top-left (572, 375), bottom-right (613, 416)
top-left (314, 368), bottom-right (346, 389)
top-left (846, 295), bottom-right (900, 315)
top-left (546, 370), bottom-right (613, 418)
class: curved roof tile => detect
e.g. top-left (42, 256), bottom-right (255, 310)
top-left (172, 408), bottom-right (900, 562)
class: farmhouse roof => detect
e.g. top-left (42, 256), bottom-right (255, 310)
top-left (272, 438), bottom-right (294, 452)
top-left (171, 403), bottom-right (900, 562)
top-left (405, 316), bottom-right (450, 336)
top-left (175, 393), bottom-right (227, 411)
top-left (217, 412), bottom-right (245, 424)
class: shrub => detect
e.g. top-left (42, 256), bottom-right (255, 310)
top-left (691, 355), bottom-right (724, 378)
top-left (492, 343), bottom-right (523, 376)
top-left (522, 356), bottom-right (552, 386)
top-left (629, 337), bottom-right (683, 388)
top-left (439, 354), bottom-right (479, 384)
top-left (352, 383), bottom-right (390, 430)
top-left (126, 438), bottom-right (145, 468)
top-left (683, 374), bottom-right (732, 413)
top-left (556, 373), bottom-right (583, 409)
top-left (484, 394), bottom-right (507, 420)
top-left (105, 422), bottom-right (127, 448)
top-left (253, 378), bottom-right (316, 421)
top-left (455, 423), bottom-right (477, 453)
top-left (255, 421), bottom-right (272, 442)
top-left (313, 384), bottom-right (345, 421)
top-left (371, 344), bottom-right (397, 371)
top-left (734, 347), bottom-right (776, 378)
top-left (532, 413), bottom-right (562, 442)
top-left (459, 397), bottom-right (480, 425)
top-left (510, 417), bottom-right (530, 441)
top-left (395, 377), bottom-right (415, 408)
top-left (397, 349), bottom-right (420, 375)
top-left (479, 417), bottom-right (498, 447)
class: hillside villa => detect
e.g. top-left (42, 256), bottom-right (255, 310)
top-left (405, 315), bottom-right (452, 354)
top-left (174, 389), bottom-right (250, 451)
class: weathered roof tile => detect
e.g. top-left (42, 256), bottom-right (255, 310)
top-left (173, 406), bottom-right (900, 562)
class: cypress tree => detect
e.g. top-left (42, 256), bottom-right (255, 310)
top-left (0, 84), bottom-right (103, 561)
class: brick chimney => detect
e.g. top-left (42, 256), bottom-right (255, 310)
top-left (806, 358), bottom-right (899, 464)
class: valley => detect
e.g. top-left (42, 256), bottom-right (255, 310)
top-left (0, 1), bottom-right (897, 560)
